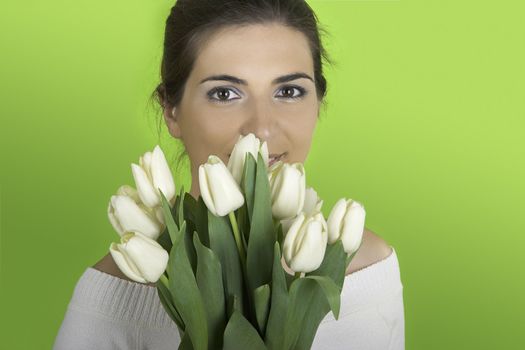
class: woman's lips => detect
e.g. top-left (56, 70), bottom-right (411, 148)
top-left (269, 152), bottom-right (286, 165)
top-left (227, 152), bottom-right (287, 164)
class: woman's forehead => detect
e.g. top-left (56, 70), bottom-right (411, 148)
top-left (192, 24), bottom-right (314, 78)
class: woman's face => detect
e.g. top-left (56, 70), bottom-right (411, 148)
top-left (163, 23), bottom-right (321, 199)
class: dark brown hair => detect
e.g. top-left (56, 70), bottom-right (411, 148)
top-left (150, 0), bottom-right (336, 171)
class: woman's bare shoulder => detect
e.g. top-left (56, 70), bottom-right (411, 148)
top-left (345, 228), bottom-right (393, 276)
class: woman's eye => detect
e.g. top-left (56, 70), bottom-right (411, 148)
top-left (276, 85), bottom-right (307, 100)
top-left (207, 87), bottom-right (241, 104)
top-left (207, 85), bottom-right (308, 104)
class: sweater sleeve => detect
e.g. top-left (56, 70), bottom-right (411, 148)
top-left (53, 267), bottom-right (180, 350)
top-left (311, 246), bottom-right (405, 350)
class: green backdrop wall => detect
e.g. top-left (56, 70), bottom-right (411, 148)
top-left (1, 1), bottom-right (524, 349)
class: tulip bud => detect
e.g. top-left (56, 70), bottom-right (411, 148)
top-left (131, 145), bottom-right (176, 208)
top-left (227, 133), bottom-right (269, 185)
top-left (268, 160), bottom-right (306, 220)
top-left (326, 198), bottom-right (366, 255)
top-left (109, 231), bottom-right (169, 284)
top-left (280, 186), bottom-right (323, 234)
top-left (107, 185), bottom-right (163, 239)
top-left (282, 212), bottom-right (328, 273)
top-left (199, 155), bottom-right (245, 217)
top-left (303, 187), bottom-right (324, 216)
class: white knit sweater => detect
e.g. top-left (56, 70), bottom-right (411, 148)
top-left (53, 247), bottom-right (404, 350)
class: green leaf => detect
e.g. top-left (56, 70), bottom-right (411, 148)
top-left (159, 190), bottom-right (180, 246)
top-left (183, 220), bottom-right (197, 276)
top-left (160, 192), bottom-right (208, 350)
top-left (293, 240), bottom-right (349, 350)
top-left (264, 242), bottom-right (289, 350)
top-left (276, 222), bottom-right (284, 250)
top-left (345, 242), bottom-right (362, 269)
top-left (282, 277), bottom-right (318, 350)
top-left (177, 185), bottom-right (185, 230)
top-left (193, 232), bottom-right (227, 350)
top-left (284, 271), bottom-right (295, 290)
top-left (157, 278), bottom-right (185, 330)
top-left (241, 152), bottom-right (257, 224)
top-left (237, 202), bottom-right (249, 248)
top-left (178, 331), bottom-right (194, 350)
top-left (157, 228), bottom-right (172, 252)
top-left (207, 208), bottom-right (245, 315)
top-left (166, 224), bottom-right (208, 350)
top-left (308, 240), bottom-right (347, 286)
top-left (185, 194), bottom-right (210, 247)
top-left (223, 309), bottom-right (267, 350)
top-left (246, 152), bottom-right (275, 294)
top-left (304, 275), bottom-right (341, 320)
top-left (253, 284), bottom-right (271, 335)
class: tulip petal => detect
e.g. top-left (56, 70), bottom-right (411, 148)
top-left (326, 198), bottom-right (348, 244)
top-left (260, 141), bottom-right (269, 167)
top-left (272, 164), bottom-right (304, 220)
top-left (111, 195), bottom-right (161, 239)
top-left (303, 187), bottom-right (318, 216)
top-left (291, 222), bottom-right (309, 259)
top-left (140, 151), bottom-right (153, 178)
top-left (341, 200), bottom-right (366, 255)
top-left (268, 161), bottom-right (284, 198)
top-left (123, 232), bottom-right (169, 283)
top-left (109, 242), bottom-right (147, 283)
top-left (116, 185), bottom-right (141, 203)
top-left (199, 163), bottom-right (217, 215)
top-left (107, 198), bottom-right (126, 236)
top-left (155, 206), bottom-right (165, 226)
top-left (296, 165), bottom-right (306, 216)
top-left (316, 199), bottom-right (324, 213)
top-left (131, 163), bottom-right (159, 208)
top-left (280, 216), bottom-right (297, 237)
top-left (282, 213), bottom-right (305, 264)
top-left (228, 133), bottom-right (260, 185)
top-left (151, 145), bottom-right (176, 204)
top-left (289, 219), bottom-right (327, 273)
top-left (227, 145), bottom-right (244, 186)
top-left (204, 156), bottom-right (245, 216)
top-left (303, 187), bottom-right (323, 215)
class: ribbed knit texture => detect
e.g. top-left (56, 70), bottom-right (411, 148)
top-left (322, 246), bottom-right (403, 322)
top-left (68, 266), bottom-right (174, 329)
top-left (54, 247), bottom-right (404, 350)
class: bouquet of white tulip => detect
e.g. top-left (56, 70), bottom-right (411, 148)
top-left (106, 134), bottom-right (366, 350)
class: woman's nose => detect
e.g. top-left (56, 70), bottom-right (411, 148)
top-left (240, 102), bottom-right (278, 141)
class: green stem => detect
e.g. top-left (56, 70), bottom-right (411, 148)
top-left (229, 211), bottom-right (254, 325)
top-left (228, 211), bottom-right (246, 266)
top-left (294, 271), bottom-right (302, 280)
top-left (158, 273), bottom-right (169, 289)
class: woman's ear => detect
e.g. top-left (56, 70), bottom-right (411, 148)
top-left (163, 105), bottom-right (182, 139)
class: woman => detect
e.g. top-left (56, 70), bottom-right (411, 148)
top-left (54, 0), bottom-right (405, 349)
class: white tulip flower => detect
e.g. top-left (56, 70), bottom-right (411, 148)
top-left (107, 185), bottom-right (163, 240)
top-left (199, 155), bottom-right (245, 217)
top-left (268, 160), bottom-right (306, 221)
top-left (326, 198), bottom-right (366, 255)
top-left (280, 186), bottom-right (323, 234)
top-left (109, 231), bottom-right (169, 284)
top-left (282, 212), bottom-right (328, 273)
top-left (131, 145), bottom-right (176, 208)
top-left (303, 187), bottom-right (324, 215)
top-left (227, 133), bottom-right (269, 185)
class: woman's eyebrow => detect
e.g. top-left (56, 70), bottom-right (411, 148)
top-left (199, 72), bottom-right (314, 85)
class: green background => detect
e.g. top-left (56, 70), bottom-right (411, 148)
top-left (1, 0), bottom-right (524, 349)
